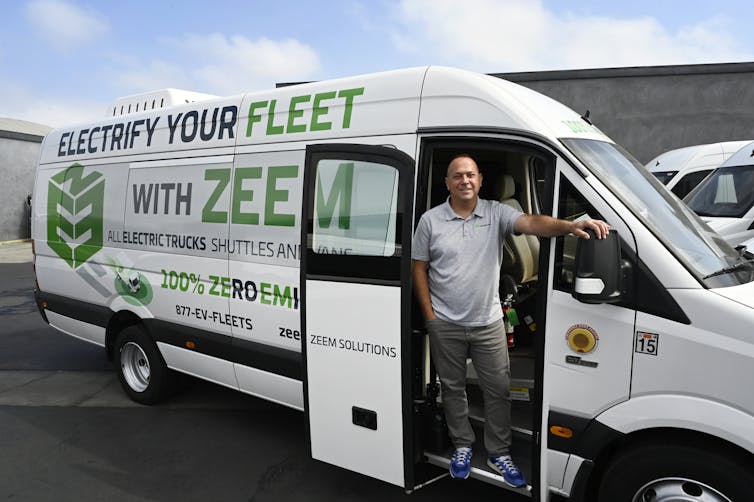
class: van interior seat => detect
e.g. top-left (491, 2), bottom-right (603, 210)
top-left (499, 174), bottom-right (539, 285)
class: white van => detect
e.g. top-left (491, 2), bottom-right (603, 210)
top-left (32, 67), bottom-right (754, 501)
top-left (647, 140), bottom-right (750, 199)
top-left (683, 140), bottom-right (754, 246)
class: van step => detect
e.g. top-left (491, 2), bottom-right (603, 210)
top-left (468, 416), bottom-right (534, 437)
top-left (424, 451), bottom-right (532, 496)
top-left (466, 375), bottom-right (535, 392)
top-left (464, 392), bottom-right (535, 436)
top-left (466, 359), bottom-right (535, 390)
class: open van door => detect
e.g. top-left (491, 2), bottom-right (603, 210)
top-left (300, 144), bottom-right (416, 487)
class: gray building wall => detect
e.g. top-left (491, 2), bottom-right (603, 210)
top-left (0, 122), bottom-right (50, 242)
top-left (495, 62), bottom-right (754, 164)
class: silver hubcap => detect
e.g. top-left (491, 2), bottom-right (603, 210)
top-left (120, 342), bottom-right (150, 392)
top-left (632, 477), bottom-right (732, 502)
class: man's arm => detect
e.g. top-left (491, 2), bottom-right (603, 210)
top-left (514, 214), bottom-right (610, 239)
top-left (412, 260), bottom-right (436, 321)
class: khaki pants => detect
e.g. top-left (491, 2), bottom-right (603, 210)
top-left (426, 317), bottom-right (511, 456)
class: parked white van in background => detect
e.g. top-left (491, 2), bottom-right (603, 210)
top-left (647, 140), bottom-right (750, 199)
top-left (684, 140), bottom-right (754, 246)
top-left (32, 66), bottom-right (754, 502)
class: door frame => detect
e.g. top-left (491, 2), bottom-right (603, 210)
top-left (414, 133), bottom-right (559, 493)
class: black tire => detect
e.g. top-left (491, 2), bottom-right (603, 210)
top-left (598, 439), bottom-right (754, 502)
top-left (114, 325), bottom-right (173, 405)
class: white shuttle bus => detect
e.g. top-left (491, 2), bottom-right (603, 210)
top-left (32, 67), bottom-right (754, 501)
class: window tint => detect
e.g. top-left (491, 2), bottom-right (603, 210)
top-left (312, 159), bottom-right (399, 257)
top-left (531, 157), bottom-right (548, 214)
top-left (685, 165), bottom-right (754, 218)
top-left (563, 138), bottom-right (743, 287)
top-left (554, 176), bottom-right (603, 291)
top-left (670, 169), bottom-right (713, 199)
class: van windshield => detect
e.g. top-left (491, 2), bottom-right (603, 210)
top-left (561, 138), bottom-right (753, 288)
top-left (684, 164), bottom-right (754, 218)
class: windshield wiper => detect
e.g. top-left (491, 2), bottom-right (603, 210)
top-left (703, 259), bottom-right (754, 280)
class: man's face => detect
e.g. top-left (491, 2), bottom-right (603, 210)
top-left (445, 157), bottom-right (482, 203)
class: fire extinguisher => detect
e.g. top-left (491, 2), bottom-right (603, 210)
top-left (503, 294), bottom-right (517, 349)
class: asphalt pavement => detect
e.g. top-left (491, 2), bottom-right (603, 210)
top-left (0, 241), bottom-right (522, 501)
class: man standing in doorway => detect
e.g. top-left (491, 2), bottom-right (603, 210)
top-left (412, 154), bottom-right (609, 487)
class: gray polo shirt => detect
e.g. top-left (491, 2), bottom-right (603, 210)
top-left (412, 198), bottom-right (523, 327)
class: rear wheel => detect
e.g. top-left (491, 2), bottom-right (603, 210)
top-left (114, 325), bottom-right (173, 404)
top-left (598, 440), bottom-right (753, 502)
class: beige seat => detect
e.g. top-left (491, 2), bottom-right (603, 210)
top-left (499, 174), bottom-right (539, 284)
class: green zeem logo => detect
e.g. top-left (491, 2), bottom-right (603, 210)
top-left (47, 163), bottom-right (105, 269)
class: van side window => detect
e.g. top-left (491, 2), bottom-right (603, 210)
top-left (554, 176), bottom-right (690, 322)
top-left (554, 176), bottom-right (603, 291)
top-left (312, 159), bottom-right (400, 257)
top-left (671, 169), bottom-right (713, 199)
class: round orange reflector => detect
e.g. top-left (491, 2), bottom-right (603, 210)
top-left (185, 341), bottom-right (196, 349)
top-left (550, 425), bottom-right (574, 438)
top-left (566, 326), bottom-right (597, 354)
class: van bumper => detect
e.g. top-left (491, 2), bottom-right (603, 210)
top-left (566, 459), bottom-right (594, 502)
top-left (33, 288), bottom-right (49, 324)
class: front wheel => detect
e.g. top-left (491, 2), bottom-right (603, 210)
top-left (114, 325), bottom-right (173, 404)
top-left (598, 440), bottom-right (754, 502)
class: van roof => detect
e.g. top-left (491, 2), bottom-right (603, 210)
top-left (719, 141), bottom-right (754, 168)
top-left (647, 141), bottom-right (752, 172)
top-left (419, 66), bottom-right (608, 142)
top-left (39, 66), bottom-right (611, 165)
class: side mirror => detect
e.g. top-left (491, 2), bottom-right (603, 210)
top-left (572, 229), bottom-right (623, 304)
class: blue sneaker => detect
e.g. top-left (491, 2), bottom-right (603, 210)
top-left (449, 447), bottom-right (473, 479)
top-left (487, 455), bottom-right (526, 487)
